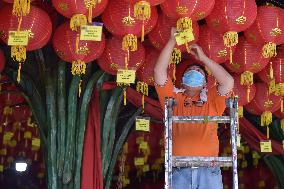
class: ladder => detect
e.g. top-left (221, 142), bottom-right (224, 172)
top-left (164, 97), bottom-right (239, 189)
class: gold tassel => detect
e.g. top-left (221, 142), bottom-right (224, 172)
top-left (3, 106), bottom-right (13, 116)
top-left (267, 126), bottom-right (269, 139)
top-left (71, 60), bottom-right (86, 75)
top-left (247, 85), bottom-right (251, 103)
top-left (238, 106), bottom-right (243, 118)
top-left (281, 97), bottom-right (284, 113)
top-left (11, 45), bottom-right (26, 63)
top-left (281, 119), bottom-right (284, 131)
top-left (12, 0), bottom-right (30, 17)
top-left (261, 111), bottom-right (272, 127)
top-left (176, 17), bottom-right (192, 31)
top-left (269, 79), bottom-right (276, 94)
top-left (171, 48), bottom-right (181, 64)
top-left (262, 42), bottom-right (277, 58)
top-left (275, 83), bottom-right (284, 96)
top-left (142, 95), bottom-right (145, 112)
top-left (122, 34), bottom-right (138, 52)
top-left (123, 88), bottom-right (127, 106)
top-left (270, 62), bottom-right (274, 80)
top-left (223, 31), bottom-right (238, 64)
top-left (76, 34), bottom-right (80, 54)
top-left (70, 14), bottom-right (87, 31)
top-left (134, 1), bottom-right (151, 42)
top-left (78, 79), bottom-right (82, 97)
top-left (84, 0), bottom-right (97, 23)
top-left (17, 62), bottom-right (22, 83)
top-left (173, 64), bottom-right (176, 83)
top-left (136, 81), bottom-right (148, 112)
top-left (240, 71), bottom-right (253, 86)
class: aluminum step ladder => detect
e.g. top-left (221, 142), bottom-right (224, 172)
top-left (164, 97), bottom-right (239, 189)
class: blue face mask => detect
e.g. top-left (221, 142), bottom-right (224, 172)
top-left (182, 70), bottom-right (205, 87)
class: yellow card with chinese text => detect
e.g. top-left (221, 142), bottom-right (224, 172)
top-left (8, 31), bottom-right (29, 46)
top-left (175, 29), bottom-right (195, 46)
top-left (135, 117), bottom-right (150, 132)
top-left (116, 69), bottom-right (136, 84)
top-left (260, 140), bottom-right (272, 153)
top-left (80, 25), bottom-right (102, 41)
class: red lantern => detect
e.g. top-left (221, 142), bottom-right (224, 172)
top-left (53, 22), bottom-right (105, 75)
top-left (244, 5), bottom-right (284, 58)
top-left (102, 0), bottom-right (158, 38)
top-left (148, 12), bottom-right (199, 52)
top-left (0, 5), bottom-right (52, 51)
top-left (244, 82), bottom-right (281, 137)
top-left (52, 0), bottom-right (108, 19)
top-left (123, 0), bottom-right (165, 6)
top-left (97, 37), bottom-right (145, 75)
top-left (161, 0), bottom-right (215, 21)
top-left (198, 25), bottom-right (237, 64)
top-left (0, 49), bottom-right (5, 73)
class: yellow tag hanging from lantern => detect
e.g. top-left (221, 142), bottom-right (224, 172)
top-left (70, 14), bottom-right (87, 31)
top-left (134, 1), bottom-right (151, 42)
top-left (136, 81), bottom-right (148, 112)
top-left (262, 42), bottom-right (277, 58)
top-left (223, 31), bottom-right (238, 64)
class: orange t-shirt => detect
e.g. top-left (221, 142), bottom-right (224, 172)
top-left (155, 78), bottom-right (226, 157)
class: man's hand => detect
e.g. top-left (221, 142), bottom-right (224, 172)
top-left (170, 27), bottom-right (177, 42)
top-left (188, 44), bottom-right (208, 62)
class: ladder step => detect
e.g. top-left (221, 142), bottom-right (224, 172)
top-left (172, 116), bottom-right (231, 123)
top-left (173, 156), bottom-right (232, 167)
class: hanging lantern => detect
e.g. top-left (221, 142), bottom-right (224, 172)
top-left (206, 0), bottom-right (257, 65)
top-left (0, 50), bottom-right (5, 73)
top-left (244, 82), bottom-right (281, 138)
top-left (52, 0), bottom-right (108, 24)
top-left (123, 0), bottom-right (165, 6)
top-left (53, 22), bottom-right (105, 76)
top-left (0, 5), bottom-right (52, 82)
top-left (161, 0), bottom-right (215, 21)
top-left (244, 5), bottom-right (284, 59)
top-left (224, 37), bottom-right (270, 101)
top-left (232, 75), bottom-right (256, 117)
top-left (198, 25), bottom-right (237, 64)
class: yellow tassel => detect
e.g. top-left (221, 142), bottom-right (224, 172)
top-left (247, 85), bottom-right (250, 103)
top-left (269, 79), bottom-right (276, 94)
top-left (230, 47), bottom-right (233, 64)
top-left (142, 94), bottom-right (145, 113)
top-left (281, 119), bottom-right (284, 131)
top-left (76, 34), bottom-right (80, 54)
top-left (270, 62), bottom-right (274, 80)
top-left (17, 16), bottom-right (23, 32)
top-left (275, 83), bottom-right (284, 96)
top-left (185, 42), bottom-right (191, 53)
top-left (171, 48), bottom-right (181, 64)
top-left (122, 34), bottom-right (138, 52)
top-left (12, 0), bottom-right (30, 17)
top-left (70, 14), bottom-right (87, 31)
top-left (240, 71), bottom-right (253, 86)
top-left (173, 64), bottom-right (176, 83)
top-left (17, 62), bottom-right (22, 83)
top-left (267, 126), bottom-right (269, 139)
top-left (71, 60), bottom-right (86, 75)
top-left (78, 79), bottom-right (82, 97)
top-left (11, 45), bottom-right (26, 63)
top-left (3, 106), bottom-right (13, 116)
top-left (134, 1), bottom-right (150, 42)
top-left (176, 17), bottom-right (192, 31)
top-left (281, 97), bottom-right (284, 113)
top-left (262, 42), bottom-right (277, 58)
top-left (136, 81), bottom-right (148, 112)
top-left (223, 31), bottom-right (238, 47)
top-left (123, 88), bottom-right (127, 106)
top-left (238, 106), bottom-right (243, 118)
top-left (84, 0), bottom-right (97, 23)
top-left (261, 111), bottom-right (272, 127)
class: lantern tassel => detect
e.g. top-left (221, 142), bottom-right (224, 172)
top-left (247, 85), bottom-right (251, 103)
top-left (78, 79), bottom-right (82, 97)
top-left (238, 106), bottom-right (243, 118)
top-left (281, 97), bottom-right (283, 113)
top-left (267, 126), bottom-right (269, 139)
top-left (176, 17), bottom-right (192, 31)
top-left (17, 62), bottom-right (22, 83)
top-left (173, 64), bottom-right (176, 83)
top-left (230, 47), bottom-right (233, 64)
top-left (13, 0), bottom-right (30, 17)
top-left (76, 35), bottom-right (80, 54)
top-left (70, 14), bottom-right (87, 31)
top-left (142, 94), bottom-right (145, 113)
top-left (141, 21), bottom-right (145, 42)
top-left (123, 88), bottom-right (127, 106)
top-left (281, 119), bottom-right (284, 131)
top-left (262, 42), bottom-right (277, 58)
top-left (11, 46), bottom-right (26, 63)
top-left (17, 16), bottom-right (23, 32)
top-left (261, 111), bottom-right (272, 127)
top-left (134, 0), bottom-right (150, 42)
top-left (71, 60), bottom-right (86, 75)
top-left (270, 62), bottom-right (274, 79)
top-left (240, 71), bottom-right (253, 86)
top-left (223, 31), bottom-right (238, 65)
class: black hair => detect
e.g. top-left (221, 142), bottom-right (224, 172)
top-left (183, 63), bottom-right (208, 82)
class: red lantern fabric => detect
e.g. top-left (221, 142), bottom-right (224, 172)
top-left (136, 46), bottom-right (174, 86)
top-left (198, 25), bottom-right (236, 64)
top-left (52, 22), bottom-right (105, 63)
top-left (123, 0), bottom-right (165, 6)
top-left (161, 0), bottom-right (215, 21)
top-left (97, 37), bottom-right (145, 75)
top-left (0, 5), bottom-right (52, 51)
top-left (232, 75), bottom-right (256, 106)
top-left (244, 5), bottom-right (284, 46)
top-left (1, 0), bottom-right (35, 3)
top-left (206, 0), bottom-right (257, 34)
top-left (224, 37), bottom-right (269, 74)
top-left (244, 82), bottom-right (281, 116)
top-left (258, 47), bottom-right (284, 84)
top-left (52, 0), bottom-right (108, 18)
top-left (0, 49), bottom-right (5, 73)
top-left (148, 12), bottom-right (199, 52)
top-left (12, 106), bottom-right (31, 122)
top-left (102, 0), bottom-right (158, 37)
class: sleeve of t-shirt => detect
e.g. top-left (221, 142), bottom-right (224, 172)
top-left (155, 78), bottom-right (175, 110)
top-left (208, 86), bottom-right (227, 115)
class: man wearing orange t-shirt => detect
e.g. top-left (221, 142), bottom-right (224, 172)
top-left (154, 28), bottom-right (234, 189)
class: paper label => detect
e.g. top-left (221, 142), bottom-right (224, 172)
top-left (8, 31), bottom-right (29, 46)
top-left (134, 157), bottom-right (145, 166)
top-left (116, 69), bottom-right (136, 84)
top-left (135, 117), bottom-right (150, 132)
top-left (139, 141), bottom-right (148, 150)
top-left (80, 25), bottom-right (103, 41)
top-left (32, 138), bottom-right (41, 147)
top-left (143, 164), bottom-right (150, 172)
top-left (175, 29), bottom-right (195, 46)
top-left (260, 140), bottom-right (272, 153)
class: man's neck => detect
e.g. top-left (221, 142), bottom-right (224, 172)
top-left (184, 90), bottom-right (200, 98)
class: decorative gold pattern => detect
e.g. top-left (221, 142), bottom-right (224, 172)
top-left (196, 12), bottom-right (205, 20)
top-left (77, 46), bottom-right (90, 55)
top-left (270, 28), bottom-right (282, 37)
top-left (264, 100), bottom-right (273, 108)
top-left (176, 6), bottom-right (188, 14)
top-left (110, 63), bottom-right (118, 70)
top-left (236, 16), bottom-right (247, 24)
top-left (217, 49), bottom-right (227, 57)
top-left (122, 15), bottom-right (136, 26)
top-left (26, 29), bottom-right (34, 38)
top-left (251, 62), bottom-right (261, 69)
top-left (58, 2), bottom-right (69, 12)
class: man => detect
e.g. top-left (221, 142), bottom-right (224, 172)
top-left (154, 28), bottom-right (234, 189)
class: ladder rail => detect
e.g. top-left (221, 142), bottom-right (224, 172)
top-left (172, 116), bottom-right (231, 123)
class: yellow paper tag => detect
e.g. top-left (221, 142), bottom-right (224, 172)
top-left (237, 134), bottom-right (241, 147)
top-left (80, 25), bottom-right (102, 41)
top-left (260, 140), bottom-right (272, 153)
top-left (0, 165), bottom-right (3, 172)
top-left (139, 141), bottom-right (148, 150)
top-left (116, 69), bottom-right (136, 84)
top-left (175, 29), bottom-right (195, 46)
top-left (134, 157), bottom-right (145, 166)
top-left (135, 117), bottom-right (150, 132)
top-left (8, 31), bottom-right (29, 46)
top-left (143, 164), bottom-right (150, 172)
top-left (32, 138), bottom-right (41, 147)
